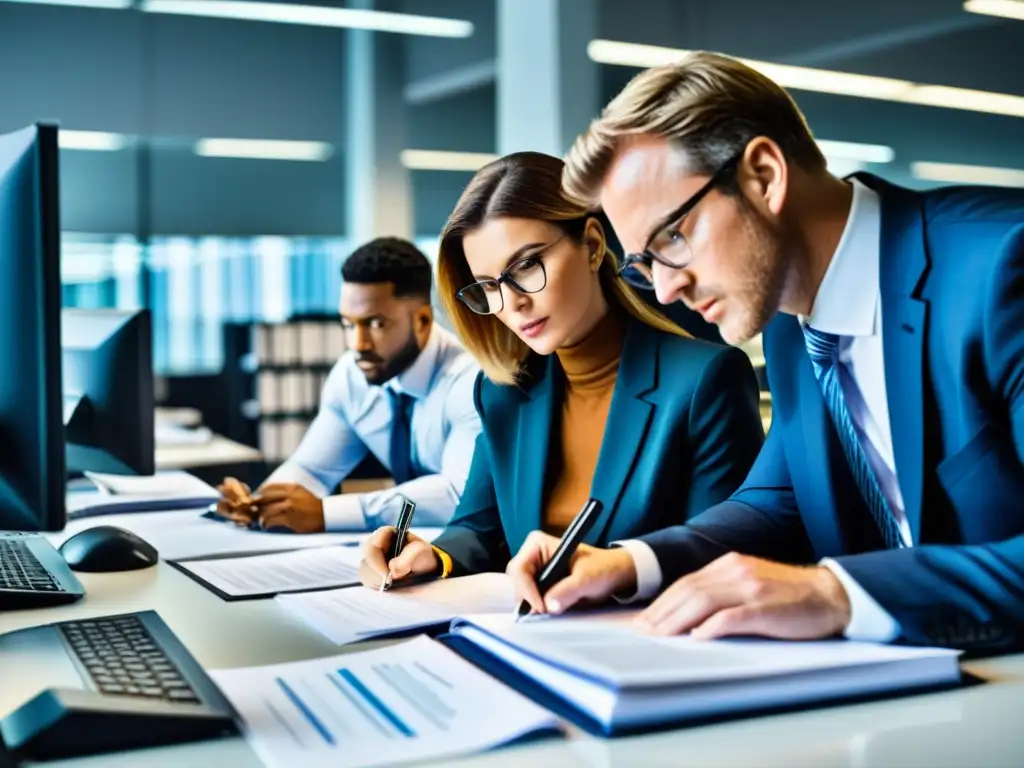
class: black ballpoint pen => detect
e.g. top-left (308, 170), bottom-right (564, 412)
top-left (380, 496), bottom-right (417, 593)
top-left (517, 498), bottom-right (603, 620)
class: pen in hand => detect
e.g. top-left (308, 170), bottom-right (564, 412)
top-left (380, 497), bottom-right (417, 593)
top-left (516, 498), bottom-right (603, 620)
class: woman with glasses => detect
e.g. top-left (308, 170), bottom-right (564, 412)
top-left (359, 151), bottom-right (764, 588)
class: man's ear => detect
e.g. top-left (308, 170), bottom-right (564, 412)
top-left (417, 304), bottom-right (433, 328)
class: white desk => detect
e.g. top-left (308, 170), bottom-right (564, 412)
top-left (155, 434), bottom-right (263, 472)
top-left (2, 560), bottom-right (1023, 767)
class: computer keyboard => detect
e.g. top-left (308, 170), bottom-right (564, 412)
top-left (60, 615), bottom-right (200, 704)
top-left (0, 538), bottom-right (66, 593)
top-left (0, 532), bottom-right (85, 610)
top-left (0, 610), bottom-right (237, 761)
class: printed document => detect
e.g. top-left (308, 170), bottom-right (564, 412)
top-left (173, 546), bottom-right (364, 598)
top-left (208, 635), bottom-right (559, 768)
top-left (276, 572), bottom-right (515, 645)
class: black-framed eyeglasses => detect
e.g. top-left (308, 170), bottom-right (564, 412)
top-left (456, 235), bottom-right (567, 315)
top-left (617, 153), bottom-right (742, 290)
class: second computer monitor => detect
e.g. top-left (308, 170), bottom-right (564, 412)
top-left (62, 309), bottom-right (155, 477)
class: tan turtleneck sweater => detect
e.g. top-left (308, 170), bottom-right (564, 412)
top-left (543, 309), bottom-right (625, 535)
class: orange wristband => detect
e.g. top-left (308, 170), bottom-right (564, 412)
top-left (431, 546), bottom-right (453, 579)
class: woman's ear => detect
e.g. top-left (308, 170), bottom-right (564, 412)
top-left (584, 217), bottom-right (606, 272)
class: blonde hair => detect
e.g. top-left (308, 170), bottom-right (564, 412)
top-left (563, 50), bottom-right (826, 205)
top-left (437, 151), bottom-right (687, 386)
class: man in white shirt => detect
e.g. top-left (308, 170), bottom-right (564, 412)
top-left (219, 238), bottom-right (482, 532)
top-left (507, 52), bottom-right (1024, 652)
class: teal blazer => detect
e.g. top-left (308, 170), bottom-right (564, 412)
top-left (432, 316), bottom-right (765, 576)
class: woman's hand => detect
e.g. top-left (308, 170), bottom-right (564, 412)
top-left (359, 526), bottom-right (440, 589)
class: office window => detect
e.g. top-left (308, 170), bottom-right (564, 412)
top-left (61, 233), bottom-right (352, 376)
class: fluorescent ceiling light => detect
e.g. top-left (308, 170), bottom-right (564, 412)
top-left (0, 0), bottom-right (132, 7)
top-left (195, 138), bottom-right (333, 161)
top-left (400, 149), bottom-right (499, 172)
top-left (900, 84), bottom-right (1024, 116)
top-left (59, 130), bottom-right (127, 151)
top-left (816, 140), bottom-right (894, 164)
top-left (964, 0), bottom-right (1024, 21)
top-left (140, 0), bottom-right (473, 38)
top-left (911, 161), bottom-right (1024, 187)
top-left (587, 40), bottom-right (1024, 118)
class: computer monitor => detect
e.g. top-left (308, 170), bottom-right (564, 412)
top-left (0, 123), bottom-right (67, 532)
top-left (63, 309), bottom-right (155, 477)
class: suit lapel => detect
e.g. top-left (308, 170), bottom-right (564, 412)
top-left (770, 318), bottom-right (846, 555)
top-left (586, 320), bottom-right (656, 544)
top-left (513, 358), bottom-right (557, 545)
top-left (856, 174), bottom-right (930, 544)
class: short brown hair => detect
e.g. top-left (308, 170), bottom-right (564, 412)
top-left (563, 51), bottom-right (826, 205)
top-left (437, 151), bottom-right (687, 385)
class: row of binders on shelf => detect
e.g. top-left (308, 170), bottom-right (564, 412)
top-left (252, 320), bottom-right (346, 368)
top-left (255, 369), bottom-right (329, 417)
top-left (259, 418), bottom-right (313, 464)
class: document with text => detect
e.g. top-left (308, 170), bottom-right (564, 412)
top-left (208, 635), bottom-right (560, 768)
top-left (171, 546), bottom-right (365, 599)
top-left (276, 572), bottom-right (516, 645)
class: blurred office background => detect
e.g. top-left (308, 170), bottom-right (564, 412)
top-left (2, 0), bottom-right (1022, 470)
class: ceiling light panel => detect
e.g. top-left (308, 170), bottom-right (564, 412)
top-left (140, 1), bottom-right (473, 37)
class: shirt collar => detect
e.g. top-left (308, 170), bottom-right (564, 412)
top-left (803, 178), bottom-right (882, 337)
top-left (388, 324), bottom-right (443, 400)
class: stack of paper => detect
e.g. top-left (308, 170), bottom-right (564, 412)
top-left (208, 635), bottom-right (559, 768)
top-left (448, 611), bottom-right (963, 734)
top-left (67, 470), bottom-right (219, 518)
top-left (276, 573), bottom-right (515, 645)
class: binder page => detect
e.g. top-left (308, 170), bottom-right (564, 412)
top-left (454, 612), bottom-right (961, 688)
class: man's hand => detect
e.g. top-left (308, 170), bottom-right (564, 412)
top-left (216, 477), bottom-right (257, 525)
top-left (637, 553), bottom-right (852, 640)
top-left (506, 531), bottom-right (638, 615)
top-left (254, 483), bottom-right (325, 533)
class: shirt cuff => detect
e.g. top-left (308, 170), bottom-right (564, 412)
top-left (610, 540), bottom-right (663, 603)
top-left (321, 494), bottom-right (368, 531)
top-left (820, 558), bottom-right (902, 643)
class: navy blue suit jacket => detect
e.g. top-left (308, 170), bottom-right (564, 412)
top-left (432, 317), bottom-right (764, 576)
top-left (640, 175), bottom-right (1024, 652)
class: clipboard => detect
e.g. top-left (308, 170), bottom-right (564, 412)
top-left (167, 547), bottom-right (362, 602)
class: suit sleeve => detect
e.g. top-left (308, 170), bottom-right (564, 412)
top-left (428, 373), bottom-right (511, 576)
top-left (683, 346), bottom-right (766, 518)
top-left (832, 224), bottom-right (1024, 651)
top-left (640, 404), bottom-right (815, 587)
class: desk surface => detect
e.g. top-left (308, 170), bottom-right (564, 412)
top-left (2, 560), bottom-right (1023, 768)
top-left (155, 434), bottom-right (264, 471)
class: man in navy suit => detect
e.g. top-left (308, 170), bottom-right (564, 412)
top-left (508, 51), bottom-right (1024, 652)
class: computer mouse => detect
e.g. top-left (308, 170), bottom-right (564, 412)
top-left (58, 525), bottom-right (159, 573)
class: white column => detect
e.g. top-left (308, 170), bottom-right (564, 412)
top-left (345, 0), bottom-right (413, 244)
top-left (496, 0), bottom-right (600, 158)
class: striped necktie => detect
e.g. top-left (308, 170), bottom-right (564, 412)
top-left (802, 325), bottom-right (904, 549)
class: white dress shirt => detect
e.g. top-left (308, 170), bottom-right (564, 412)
top-left (622, 179), bottom-right (904, 642)
top-left (265, 325), bottom-right (482, 530)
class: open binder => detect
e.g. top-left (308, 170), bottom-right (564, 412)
top-left (438, 611), bottom-right (964, 737)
